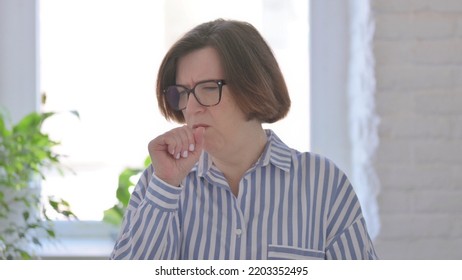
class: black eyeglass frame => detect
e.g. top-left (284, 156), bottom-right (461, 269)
top-left (163, 79), bottom-right (226, 111)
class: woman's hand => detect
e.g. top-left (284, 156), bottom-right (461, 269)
top-left (148, 126), bottom-right (205, 187)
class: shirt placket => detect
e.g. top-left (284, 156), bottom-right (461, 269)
top-left (235, 177), bottom-right (253, 259)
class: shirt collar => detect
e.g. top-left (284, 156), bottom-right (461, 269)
top-left (258, 129), bottom-right (293, 172)
top-left (193, 129), bottom-right (293, 177)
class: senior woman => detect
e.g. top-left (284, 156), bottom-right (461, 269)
top-left (110, 19), bottom-right (377, 260)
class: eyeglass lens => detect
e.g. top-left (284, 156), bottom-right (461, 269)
top-left (165, 80), bottom-right (223, 110)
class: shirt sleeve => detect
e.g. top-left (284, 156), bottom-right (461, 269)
top-left (110, 166), bottom-right (183, 259)
top-left (324, 171), bottom-right (378, 260)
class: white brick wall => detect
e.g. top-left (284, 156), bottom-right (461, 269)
top-left (372, 0), bottom-right (462, 259)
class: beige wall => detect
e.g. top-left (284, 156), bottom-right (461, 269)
top-left (372, 0), bottom-right (462, 259)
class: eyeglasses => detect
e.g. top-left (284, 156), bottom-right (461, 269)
top-left (163, 80), bottom-right (226, 111)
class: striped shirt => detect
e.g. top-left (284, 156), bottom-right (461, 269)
top-left (110, 130), bottom-right (377, 260)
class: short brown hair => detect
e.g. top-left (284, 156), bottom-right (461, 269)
top-left (156, 19), bottom-right (291, 124)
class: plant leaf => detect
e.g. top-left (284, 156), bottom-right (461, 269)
top-left (103, 206), bottom-right (124, 226)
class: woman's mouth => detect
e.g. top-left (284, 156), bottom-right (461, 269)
top-left (192, 124), bottom-right (209, 129)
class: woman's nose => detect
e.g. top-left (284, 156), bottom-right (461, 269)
top-left (184, 92), bottom-right (204, 114)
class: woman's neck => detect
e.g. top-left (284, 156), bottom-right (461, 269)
top-left (211, 126), bottom-right (268, 196)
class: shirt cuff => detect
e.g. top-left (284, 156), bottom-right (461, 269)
top-left (145, 174), bottom-right (183, 210)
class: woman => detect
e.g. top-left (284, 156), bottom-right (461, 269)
top-left (110, 19), bottom-right (377, 260)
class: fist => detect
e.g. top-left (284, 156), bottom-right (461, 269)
top-left (148, 126), bottom-right (205, 186)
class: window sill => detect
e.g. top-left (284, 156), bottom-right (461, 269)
top-left (37, 220), bottom-right (118, 260)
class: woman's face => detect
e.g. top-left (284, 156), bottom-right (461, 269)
top-left (177, 47), bottom-right (252, 154)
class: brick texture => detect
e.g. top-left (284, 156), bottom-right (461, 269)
top-left (372, 0), bottom-right (462, 259)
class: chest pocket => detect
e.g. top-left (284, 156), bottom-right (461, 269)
top-left (268, 244), bottom-right (325, 260)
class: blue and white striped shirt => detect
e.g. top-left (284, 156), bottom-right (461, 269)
top-left (110, 130), bottom-right (377, 260)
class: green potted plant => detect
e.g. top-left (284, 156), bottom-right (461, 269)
top-left (103, 156), bottom-right (151, 227)
top-left (0, 109), bottom-right (77, 259)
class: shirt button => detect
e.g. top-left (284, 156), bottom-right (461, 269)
top-left (235, 229), bottom-right (242, 236)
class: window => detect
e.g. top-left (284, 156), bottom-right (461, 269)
top-left (39, 0), bottom-right (310, 225)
